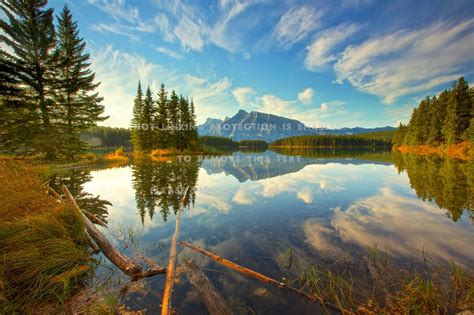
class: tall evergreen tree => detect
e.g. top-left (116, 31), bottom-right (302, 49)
top-left (456, 77), bottom-right (472, 141)
top-left (427, 95), bottom-right (444, 146)
top-left (442, 88), bottom-right (458, 145)
top-left (55, 5), bottom-right (106, 158)
top-left (168, 90), bottom-right (179, 149)
top-left (393, 122), bottom-right (407, 148)
top-left (131, 82), bottom-right (144, 151)
top-left (0, 0), bottom-right (58, 158)
top-left (141, 87), bottom-right (155, 152)
top-left (154, 83), bottom-right (169, 148)
top-left (189, 98), bottom-right (199, 146)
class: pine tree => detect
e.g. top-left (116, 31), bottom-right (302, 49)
top-left (189, 98), bottom-right (199, 147)
top-left (427, 96), bottom-right (444, 146)
top-left (393, 122), bottom-right (407, 148)
top-left (0, 0), bottom-right (58, 158)
top-left (55, 5), bottom-right (106, 158)
top-left (168, 90), bottom-right (179, 149)
top-left (154, 83), bottom-right (169, 148)
top-left (177, 95), bottom-right (190, 150)
top-left (442, 89), bottom-right (458, 145)
top-left (141, 87), bottom-right (155, 152)
top-left (456, 77), bottom-right (472, 141)
top-left (131, 82), bottom-right (144, 151)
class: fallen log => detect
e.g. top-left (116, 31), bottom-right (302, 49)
top-left (184, 259), bottom-right (234, 315)
top-left (161, 186), bottom-right (190, 315)
top-left (178, 241), bottom-right (340, 312)
top-left (62, 184), bottom-right (166, 279)
top-left (81, 208), bottom-right (107, 227)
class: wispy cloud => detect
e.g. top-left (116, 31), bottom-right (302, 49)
top-left (334, 19), bottom-right (474, 103)
top-left (273, 5), bottom-right (323, 49)
top-left (232, 87), bottom-right (255, 106)
top-left (155, 47), bottom-right (183, 59)
top-left (305, 23), bottom-right (360, 71)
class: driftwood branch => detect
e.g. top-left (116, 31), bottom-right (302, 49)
top-left (179, 241), bottom-right (340, 312)
top-left (61, 184), bottom-right (166, 280)
top-left (161, 186), bottom-right (190, 315)
top-left (81, 208), bottom-right (107, 227)
top-left (184, 260), bottom-right (234, 315)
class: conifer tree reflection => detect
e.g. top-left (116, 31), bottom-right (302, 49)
top-left (393, 153), bottom-right (473, 222)
top-left (48, 168), bottom-right (112, 224)
top-left (131, 158), bottom-right (199, 223)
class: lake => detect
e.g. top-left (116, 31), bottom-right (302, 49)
top-left (51, 149), bottom-right (473, 314)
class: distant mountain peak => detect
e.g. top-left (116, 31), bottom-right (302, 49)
top-left (198, 110), bottom-right (395, 142)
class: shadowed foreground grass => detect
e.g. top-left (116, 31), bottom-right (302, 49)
top-left (0, 159), bottom-right (96, 313)
top-left (294, 248), bottom-right (474, 313)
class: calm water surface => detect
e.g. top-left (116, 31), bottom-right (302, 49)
top-left (55, 149), bottom-right (473, 314)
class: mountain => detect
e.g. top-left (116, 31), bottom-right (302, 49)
top-left (198, 110), bottom-right (395, 142)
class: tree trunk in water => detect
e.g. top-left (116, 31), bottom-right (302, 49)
top-left (184, 260), bottom-right (233, 315)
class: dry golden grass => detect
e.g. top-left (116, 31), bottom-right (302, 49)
top-left (397, 141), bottom-right (471, 160)
top-left (104, 146), bottom-right (129, 162)
top-left (0, 160), bottom-right (95, 313)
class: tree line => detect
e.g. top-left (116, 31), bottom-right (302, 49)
top-left (393, 77), bottom-right (473, 148)
top-left (0, 1), bottom-right (106, 160)
top-left (131, 82), bottom-right (199, 152)
top-left (269, 134), bottom-right (391, 148)
top-left (393, 153), bottom-right (472, 222)
top-left (80, 126), bottom-right (131, 148)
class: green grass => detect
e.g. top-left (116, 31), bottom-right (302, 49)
top-left (292, 247), bottom-right (474, 313)
top-left (0, 160), bottom-right (96, 313)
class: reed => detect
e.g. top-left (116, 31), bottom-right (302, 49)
top-left (0, 160), bottom-right (95, 313)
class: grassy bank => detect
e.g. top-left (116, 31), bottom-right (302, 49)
top-left (293, 248), bottom-right (474, 313)
top-left (0, 159), bottom-right (96, 313)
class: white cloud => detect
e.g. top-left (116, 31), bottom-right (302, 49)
top-left (87, 0), bottom-right (139, 23)
top-left (173, 15), bottom-right (208, 51)
top-left (273, 5), bottom-right (323, 49)
top-left (320, 102), bottom-right (328, 112)
top-left (155, 47), bottom-right (183, 59)
top-left (257, 93), bottom-right (346, 127)
top-left (233, 187), bottom-right (255, 205)
top-left (304, 188), bottom-right (474, 265)
top-left (232, 87), bottom-right (255, 106)
top-left (209, 0), bottom-right (257, 52)
top-left (89, 46), bottom-right (235, 127)
top-left (334, 19), bottom-right (474, 103)
top-left (297, 188), bottom-right (313, 204)
top-left (297, 88), bottom-right (314, 104)
top-left (152, 0), bottom-right (258, 52)
top-left (305, 23), bottom-right (360, 71)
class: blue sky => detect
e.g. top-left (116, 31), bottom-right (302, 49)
top-left (47, 0), bottom-right (474, 128)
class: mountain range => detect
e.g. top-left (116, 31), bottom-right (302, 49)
top-left (198, 110), bottom-right (395, 142)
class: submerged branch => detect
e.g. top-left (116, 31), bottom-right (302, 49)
top-left (179, 241), bottom-right (340, 312)
top-left (184, 259), bottom-right (234, 315)
top-left (161, 186), bottom-right (190, 315)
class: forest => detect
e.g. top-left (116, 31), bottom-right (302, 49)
top-left (393, 77), bottom-right (473, 148)
top-left (269, 134), bottom-right (391, 148)
top-left (130, 83), bottom-right (199, 153)
top-left (80, 126), bottom-right (131, 148)
top-left (0, 1), bottom-right (106, 160)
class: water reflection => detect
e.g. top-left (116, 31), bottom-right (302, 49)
top-left (74, 150), bottom-right (473, 313)
top-left (393, 153), bottom-right (473, 222)
top-left (49, 168), bottom-right (112, 224)
top-left (131, 157), bottom-right (200, 223)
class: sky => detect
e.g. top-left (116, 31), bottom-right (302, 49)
top-left (46, 0), bottom-right (474, 128)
